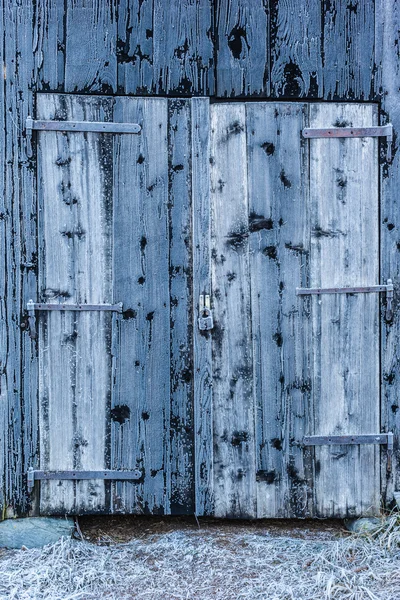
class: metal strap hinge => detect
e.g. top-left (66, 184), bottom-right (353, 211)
top-left (303, 433), bottom-right (394, 471)
top-left (302, 124), bottom-right (393, 160)
top-left (26, 116), bottom-right (141, 156)
top-left (27, 300), bottom-right (123, 339)
top-left (27, 468), bottom-right (142, 494)
top-left (296, 280), bottom-right (394, 321)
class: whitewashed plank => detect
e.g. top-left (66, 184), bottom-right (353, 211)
top-left (111, 98), bottom-right (171, 514)
top-left (246, 102), bottom-right (313, 518)
top-left (309, 103), bottom-right (380, 517)
top-left (37, 94), bottom-right (114, 513)
top-left (210, 103), bottom-right (256, 518)
top-left (192, 97), bottom-right (214, 516)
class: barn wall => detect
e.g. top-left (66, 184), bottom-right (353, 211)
top-left (0, 0), bottom-right (399, 516)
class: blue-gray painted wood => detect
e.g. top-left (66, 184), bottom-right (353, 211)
top-left (192, 97), bottom-right (214, 516)
top-left (168, 99), bottom-right (195, 515)
top-left (309, 103), bottom-right (380, 517)
top-left (270, 0), bottom-right (322, 98)
top-left (0, 0), bottom-right (40, 519)
top-left (37, 0), bottom-right (65, 91)
top-left (2, 0), bottom-right (400, 519)
top-left (376, 0), bottom-right (400, 505)
top-left (322, 0), bottom-right (376, 100)
top-left (117, 0), bottom-right (214, 95)
top-left (216, 0), bottom-right (270, 97)
top-left (112, 98), bottom-right (171, 515)
top-left (37, 94), bottom-right (114, 514)
top-left (246, 102), bottom-right (313, 518)
top-left (210, 103), bottom-right (257, 518)
top-left (65, 0), bottom-right (117, 93)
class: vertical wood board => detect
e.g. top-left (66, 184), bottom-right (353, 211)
top-left (210, 103), bottom-right (256, 518)
top-left (192, 97), bottom-right (214, 516)
top-left (37, 94), bottom-right (114, 513)
top-left (111, 98), bottom-right (172, 515)
top-left (168, 99), bottom-right (195, 515)
top-left (309, 103), bottom-right (380, 517)
top-left (246, 102), bottom-right (313, 518)
top-left (376, 0), bottom-right (400, 502)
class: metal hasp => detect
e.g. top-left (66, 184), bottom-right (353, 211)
top-left (26, 299), bottom-right (123, 339)
top-left (27, 468), bottom-right (142, 494)
top-left (302, 123), bottom-right (393, 160)
top-left (198, 294), bottom-right (214, 331)
top-left (25, 115), bottom-right (141, 156)
top-left (296, 279), bottom-right (394, 321)
top-left (303, 433), bottom-right (394, 472)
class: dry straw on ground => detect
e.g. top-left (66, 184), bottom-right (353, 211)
top-left (0, 515), bottom-right (400, 599)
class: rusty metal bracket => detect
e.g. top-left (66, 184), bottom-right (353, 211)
top-left (302, 123), bottom-right (393, 160)
top-left (26, 300), bottom-right (123, 339)
top-left (296, 280), bottom-right (394, 321)
top-left (27, 468), bottom-right (142, 494)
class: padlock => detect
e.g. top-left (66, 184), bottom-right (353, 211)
top-left (198, 307), bottom-right (214, 331)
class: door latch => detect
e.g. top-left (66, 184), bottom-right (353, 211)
top-left (198, 294), bottom-right (214, 331)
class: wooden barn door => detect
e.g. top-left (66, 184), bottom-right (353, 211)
top-left (31, 95), bottom-right (385, 518)
top-left (209, 102), bottom-right (383, 518)
top-left (34, 94), bottom-right (196, 515)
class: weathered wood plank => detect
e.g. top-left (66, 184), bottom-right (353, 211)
top-left (270, 0), bottom-right (322, 98)
top-left (0, 0), bottom-right (40, 518)
top-left (117, 0), bottom-right (214, 95)
top-left (168, 99), bottom-right (194, 514)
top-left (246, 102), bottom-right (313, 518)
top-left (37, 94), bottom-right (114, 513)
top-left (309, 103), bottom-right (380, 517)
top-left (376, 0), bottom-right (400, 505)
top-left (323, 0), bottom-right (376, 100)
top-left (192, 97), bottom-right (214, 516)
top-left (216, 0), bottom-right (270, 97)
top-left (0, 0), bottom-right (6, 517)
top-left (112, 98), bottom-right (171, 514)
top-left (65, 0), bottom-right (117, 93)
top-left (210, 103), bottom-right (256, 518)
top-left (36, 0), bottom-right (65, 91)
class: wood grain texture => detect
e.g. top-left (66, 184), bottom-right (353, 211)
top-left (36, 0), bottom-right (65, 91)
top-left (376, 0), bottom-right (400, 503)
top-left (216, 0), bottom-right (270, 97)
top-left (210, 104), bottom-right (256, 518)
top-left (0, 0), bottom-right (40, 518)
top-left (111, 98), bottom-right (171, 515)
top-left (37, 94), bottom-right (114, 513)
top-left (309, 103), bottom-right (380, 517)
top-left (192, 97), bottom-right (214, 516)
top-left (323, 0), bottom-right (376, 100)
top-left (270, 0), bottom-right (322, 98)
top-left (117, 0), bottom-right (214, 95)
top-left (64, 0), bottom-right (117, 93)
top-left (168, 99), bottom-right (194, 515)
top-left (246, 102), bottom-right (313, 518)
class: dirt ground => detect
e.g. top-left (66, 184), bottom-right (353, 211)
top-left (1, 515), bottom-right (400, 599)
top-left (77, 514), bottom-right (345, 544)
